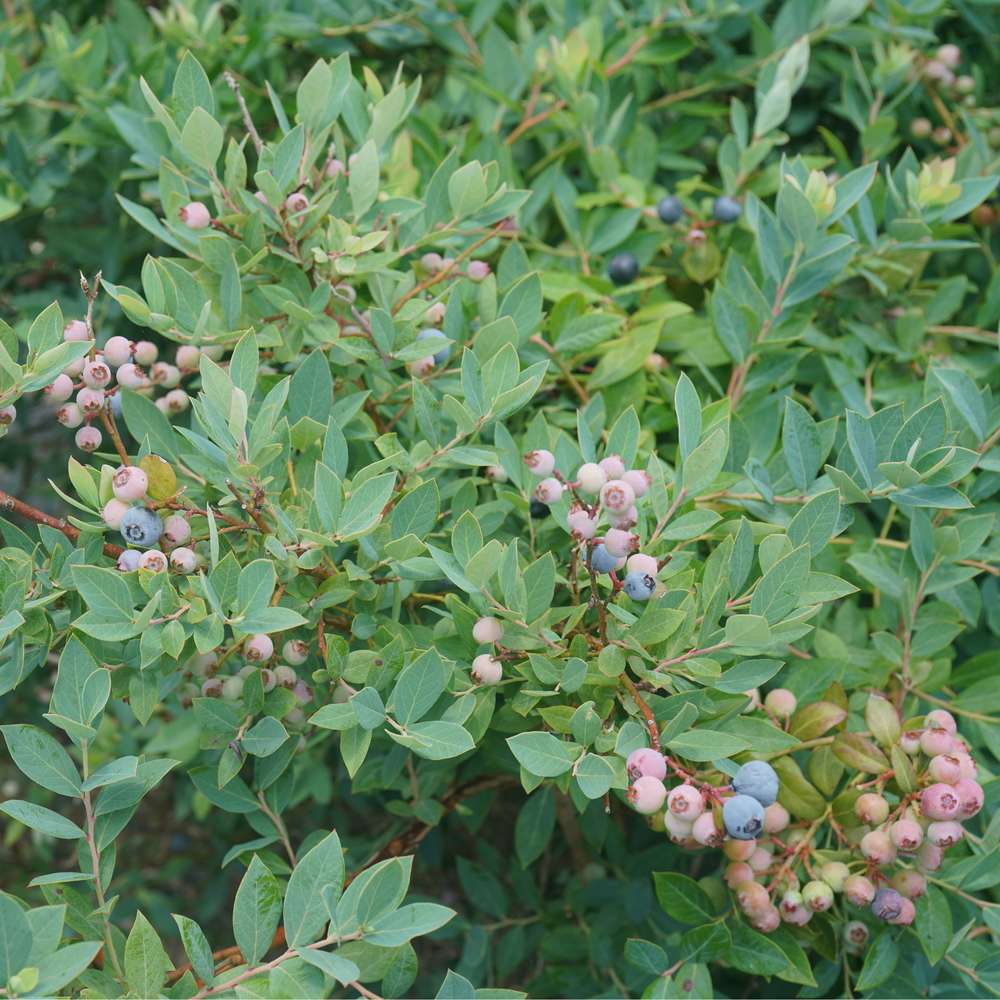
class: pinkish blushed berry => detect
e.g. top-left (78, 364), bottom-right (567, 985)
top-left (780, 893), bottom-right (811, 926)
top-left (819, 862), bottom-right (850, 892)
top-left (285, 192), bottom-right (309, 214)
top-left (925, 708), bottom-right (957, 733)
top-left (628, 776), bottom-right (667, 815)
top-left (245, 634), bottom-right (274, 662)
top-left (916, 841), bottom-right (943, 871)
top-left (599, 455), bottom-right (625, 479)
top-left (138, 550), bottom-right (167, 573)
top-left (534, 478), bottom-right (564, 505)
top-left (116, 549), bottom-right (141, 572)
top-left (170, 547), bottom-right (197, 573)
top-left (116, 363), bottom-right (147, 389)
top-left (133, 341), bottom-right (158, 365)
top-left (900, 729), bottom-right (923, 754)
top-left (179, 202), bottom-right (211, 229)
top-left (724, 862), bottom-right (753, 887)
top-left (425, 302), bottom-right (446, 325)
top-left (274, 665), bottom-right (297, 688)
top-left (855, 792), bottom-right (889, 825)
top-left (471, 654), bottom-right (502, 685)
top-left (921, 782), bottom-right (961, 821)
top-left (954, 752), bottom-right (977, 780)
top-left (928, 753), bottom-right (963, 784)
top-left (844, 921), bottom-right (869, 950)
top-left (63, 319), bottom-right (89, 342)
top-left (735, 880), bottom-right (770, 916)
top-left (860, 830), bottom-right (896, 864)
top-left (752, 906), bottom-right (780, 933)
top-left (103, 336), bottom-right (133, 366)
top-left (102, 499), bottom-right (130, 529)
top-left (75, 425), bottom-right (102, 452)
top-left (201, 677), bottom-right (223, 698)
top-left (764, 688), bottom-right (797, 718)
top-left (604, 528), bottom-right (638, 557)
top-left (937, 43), bottom-right (961, 68)
top-left (621, 469), bottom-right (651, 497)
top-left (667, 783), bottom-right (704, 819)
top-left (575, 462), bottom-right (607, 494)
top-left (0, 406), bottom-right (15, 426)
top-left (76, 387), bottom-right (105, 414)
top-left (325, 158), bottom-right (345, 178)
top-left (485, 465), bottom-right (507, 483)
top-left (890, 870), bottom-right (926, 899)
top-left (927, 821), bottom-right (964, 848)
top-left (420, 252), bottom-right (443, 273)
top-left (691, 811), bottom-right (723, 847)
top-left (748, 846), bottom-right (772, 873)
top-left (892, 897), bottom-right (916, 925)
top-left (608, 505), bottom-right (638, 529)
top-left (176, 345), bottom-right (200, 370)
top-left (954, 778), bottom-right (984, 819)
top-left (407, 356), bottom-right (435, 377)
top-left (722, 838), bottom-right (756, 861)
top-left (921, 727), bottom-right (955, 756)
top-left (524, 449), bottom-right (556, 477)
top-left (626, 748), bottom-right (667, 782)
top-left (763, 802), bottom-right (790, 833)
top-left (112, 465), bottom-right (148, 501)
top-left (467, 260), bottom-right (491, 281)
top-left (663, 811), bottom-right (693, 843)
top-left (472, 616), bottom-right (503, 644)
top-left (162, 515), bottom-right (191, 547)
top-left (844, 874), bottom-right (876, 907)
top-left (82, 361), bottom-right (112, 389)
top-left (282, 640), bottom-right (308, 665)
top-left (259, 668), bottom-right (277, 693)
top-left (64, 356), bottom-right (87, 377)
top-left (802, 880), bottom-right (834, 912)
top-left (45, 374), bottom-right (74, 403)
top-left (567, 506), bottom-right (599, 540)
top-left (151, 362), bottom-right (181, 388)
top-left (600, 479), bottom-right (635, 513)
top-left (164, 389), bottom-right (190, 413)
top-left (889, 819), bottom-right (923, 852)
top-left (626, 553), bottom-right (658, 577)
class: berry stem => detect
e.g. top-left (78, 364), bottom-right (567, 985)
top-left (620, 674), bottom-right (660, 751)
top-left (98, 404), bottom-right (131, 466)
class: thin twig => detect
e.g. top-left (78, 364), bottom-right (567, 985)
top-left (224, 71), bottom-right (263, 155)
top-left (0, 489), bottom-right (123, 558)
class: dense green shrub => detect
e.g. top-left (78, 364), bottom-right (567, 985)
top-left (1, 3), bottom-right (1000, 999)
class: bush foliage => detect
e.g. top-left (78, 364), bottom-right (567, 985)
top-left (2, 2), bottom-right (1000, 998)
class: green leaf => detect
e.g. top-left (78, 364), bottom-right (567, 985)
top-left (515, 790), bottom-right (555, 867)
top-left (180, 106), bottom-right (224, 169)
top-left (0, 892), bottom-right (32, 983)
top-left (682, 427), bottom-right (727, 496)
top-left (916, 886), bottom-right (952, 965)
top-left (242, 717), bottom-right (289, 757)
top-left (0, 800), bottom-right (85, 839)
top-left (295, 947), bottom-right (361, 985)
top-left (506, 732), bottom-right (577, 777)
top-left (666, 728), bottom-right (750, 761)
top-left (387, 648), bottom-right (448, 725)
top-left (652, 872), bottom-right (715, 924)
top-left (32, 941), bottom-right (102, 996)
top-left (233, 855), bottom-right (282, 965)
top-left (173, 915), bottom-right (215, 988)
top-left (856, 929), bottom-right (899, 991)
top-left (727, 922), bottom-right (790, 975)
top-left (575, 754), bottom-right (615, 799)
top-left (338, 473), bottom-right (397, 539)
top-left (365, 903), bottom-right (456, 947)
top-left (284, 831), bottom-right (345, 947)
top-left (1, 725), bottom-right (81, 797)
top-left (124, 911), bottom-right (172, 998)
top-left (782, 398), bottom-right (821, 492)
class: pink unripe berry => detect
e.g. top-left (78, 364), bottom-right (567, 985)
top-left (201, 678), bottom-right (223, 698)
top-left (954, 751), bottom-right (977, 780)
top-left (325, 158), bottom-right (345, 178)
top-left (916, 841), bottom-right (943, 871)
top-left (164, 389), bottom-right (190, 413)
top-left (82, 361), bottom-right (112, 389)
top-left (407, 357), bottom-right (435, 377)
top-left (927, 820), bottom-right (964, 848)
top-left (567, 506), bottom-right (599, 540)
top-left (75, 425), bottom-right (102, 452)
top-left (735, 880), bottom-right (770, 916)
top-left (260, 668), bottom-right (277, 693)
top-left (890, 870), bottom-right (926, 900)
top-left (891, 897), bottom-right (916, 925)
top-left (626, 748), bottom-right (667, 782)
top-left (764, 688), bottom-right (797, 718)
top-left (621, 469), bottom-right (651, 497)
top-left (534, 478), bottom-right (564, 504)
top-left (420, 252), bottom-right (443, 273)
top-left (855, 793), bottom-right (889, 825)
top-left (575, 463), bottom-right (607, 494)
top-left (0, 405), bottom-right (15, 426)
top-left (748, 846), bottom-right (772, 873)
top-left (176, 345), bottom-right (201, 369)
top-left (802, 880), bottom-right (834, 912)
top-left (170, 547), bottom-right (197, 573)
top-left (63, 319), bottom-right (89, 342)
top-left (889, 819), bottom-right (923, 853)
top-left (599, 454), bottom-right (625, 478)
top-left (844, 874), bottom-right (876, 906)
top-left (425, 302), bottom-right (446, 325)
top-left (472, 616), bottom-right (503, 644)
top-left (57, 403), bottom-right (84, 428)
top-left (133, 341), bottom-right (158, 365)
top-left (76, 387), bottom-right (105, 414)
top-left (116, 363), bottom-right (148, 389)
top-left (162, 515), bottom-right (191, 547)
top-left (285, 191), bottom-right (309, 215)
top-left (937, 43), bottom-right (961, 68)
top-left (274, 665), bottom-right (297, 689)
top-left (691, 811), bottom-right (723, 847)
top-left (924, 59), bottom-right (954, 84)
top-left (102, 499), bottom-right (130, 529)
top-left (64, 356), bottom-right (87, 377)
top-left (103, 336), bottom-right (133, 366)
top-left (600, 479), bottom-right (635, 513)
top-left (954, 778), bottom-right (984, 819)
top-left (471, 654), bottom-right (502, 685)
top-left (112, 466), bottom-right (148, 501)
top-left (928, 754), bottom-right (963, 784)
top-left (603, 528), bottom-right (638, 557)
top-left (245, 634), bottom-right (274, 662)
top-left (282, 640), bottom-right (308, 665)
top-left (626, 553), bottom-right (658, 577)
top-left (780, 892), bottom-right (810, 925)
top-left (921, 727), bottom-right (955, 756)
top-left (724, 862), bottom-right (753, 887)
top-left (921, 782), bottom-right (961, 821)
top-left (925, 709), bottom-right (957, 733)
top-left (467, 260), bottom-right (490, 281)
top-left (138, 550), bottom-right (167, 573)
top-left (628, 775), bottom-right (667, 815)
top-left (752, 906), bottom-right (780, 933)
top-left (524, 449), bottom-right (556, 477)
top-left (608, 505), bottom-right (638, 529)
top-left (151, 363), bottom-right (181, 388)
top-left (45, 373), bottom-right (75, 403)
top-left (179, 202), bottom-right (211, 229)
top-left (763, 802), bottom-right (790, 833)
top-left (663, 810), bottom-right (693, 843)
top-left (900, 729), bottom-right (923, 754)
top-left (485, 465), bottom-right (508, 483)
top-left (860, 830), bottom-right (896, 865)
top-left (667, 783), bottom-right (704, 819)
top-left (722, 838), bottom-right (756, 861)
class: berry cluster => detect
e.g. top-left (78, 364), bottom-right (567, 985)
top-left (524, 450), bottom-right (659, 603)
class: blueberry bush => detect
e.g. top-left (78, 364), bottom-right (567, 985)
top-left (2, 3), bottom-right (1000, 998)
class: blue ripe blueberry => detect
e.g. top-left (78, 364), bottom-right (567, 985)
top-left (416, 327), bottom-right (450, 365)
top-left (713, 196), bottom-right (742, 223)
top-left (723, 793), bottom-right (766, 840)
top-left (109, 392), bottom-right (123, 417)
top-left (732, 759), bottom-right (780, 806)
top-left (589, 544), bottom-right (620, 574)
top-left (871, 887), bottom-right (905, 922)
top-left (608, 252), bottom-right (639, 286)
top-left (529, 498), bottom-right (550, 519)
top-left (119, 506), bottom-right (163, 548)
top-left (623, 570), bottom-right (656, 600)
top-left (657, 195), bottom-right (684, 224)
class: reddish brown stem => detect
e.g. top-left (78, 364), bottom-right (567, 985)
top-left (0, 489), bottom-right (123, 558)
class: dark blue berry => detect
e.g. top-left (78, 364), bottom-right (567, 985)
top-left (713, 196), bottom-right (742, 223)
top-left (732, 760), bottom-right (779, 806)
top-left (119, 506), bottom-right (163, 547)
top-left (657, 196), bottom-right (683, 224)
top-left (623, 571), bottom-right (655, 600)
top-left (722, 794), bottom-right (765, 840)
top-left (871, 888), bottom-right (904, 922)
top-left (529, 499), bottom-right (550, 519)
top-left (608, 253), bottom-right (639, 286)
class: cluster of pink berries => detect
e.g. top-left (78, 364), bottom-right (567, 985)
top-left (38, 319), bottom-right (214, 453)
top-left (470, 616), bottom-right (504, 685)
top-left (524, 450), bottom-right (660, 602)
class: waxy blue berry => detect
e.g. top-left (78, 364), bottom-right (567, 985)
top-left (713, 196), bottom-right (742, 223)
top-left (589, 544), bottom-right (619, 574)
top-left (732, 760), bottom-right (779, 806)
top-left (722, 793), bottom-right (765, 840)
top-left (623, 571), bottom-right (655, 600)
top-left (657, 195), bottom-right (683, 224)
top-left (119, 506), bottom-right (163, 548)
top-left (608, 252), bottom-right (639, 286)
